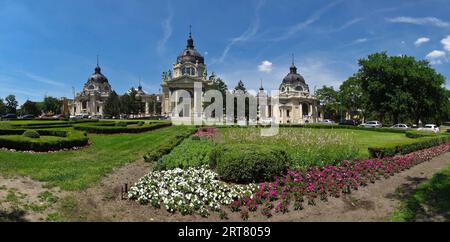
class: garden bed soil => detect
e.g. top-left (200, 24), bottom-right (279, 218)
top-left (67, 152), bottom-right (450, 222)
top-left (0, 175), bottom-right (67, 221)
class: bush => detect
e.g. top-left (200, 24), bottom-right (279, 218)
top-left (154, 138), bottom-right (215, 171)
top-left (210, 144), bottom-right (291, 183)
top-left (22, 130), bottom-right (40, 139)
top-left (368, 135), bottom-right (450, 158)
top-left (137, 121), bottom-right (145, 126)
top-left (115, 121), bottom-right (128, 127)
top-left (74, 122), bottom-right (171, 134)
top-left (405, 130), bottom-right (437, 138)
top-left (143, 127), bottom-right (196, 162)
top-left (0, 130), bottom-right (89, 152)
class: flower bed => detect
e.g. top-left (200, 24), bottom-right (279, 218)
top-left (193, 127), bottom-right (217, 139)
top-left (231, 142), bottom-right (450, 218)
top-left (128, 166), bottom-right (257, 217)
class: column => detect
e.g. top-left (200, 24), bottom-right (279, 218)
top-left (299, 102), bottom-right (303, 123)
top-left (145, 101), bottom-right (149, 116)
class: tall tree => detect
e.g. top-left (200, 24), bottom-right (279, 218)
top-left (356, 52), bottom-right (448, 124)
top-left (43, 96), bottom-right (61, 114)
top-left (339, 75), bottom-right (366, 120)
top-left (316, 86), bottom-right (340, 120)
top-left (103, 91), bottom-right (121, 117)
top-left (5, 95), bottom-right (18, 114)
top-left (0, 98), bottom-right (6, 115)
top-left (21, 100), bottom-right (41, 116)
top-left (120, 93), bottom-right (132, 116)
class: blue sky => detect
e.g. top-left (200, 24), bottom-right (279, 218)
top-left (1, 0), bottom-right (450, 105)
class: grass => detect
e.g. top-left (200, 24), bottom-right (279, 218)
top-left (390, 163), bottom-right (450, 222)
top-left (0, 125), bottom-right (193, 190)
top-left (220, 127), bottom-right (429, 168)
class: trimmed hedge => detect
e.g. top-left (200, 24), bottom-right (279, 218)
top-left (143, 127), bottom-right (196, 162)
top-left (405, 130), bottom-right (438, 138)
top-left (368, 135), bottom-right (450, 158)
top-left (210, 144), bottom-right (291, 183)
top-left (22, 130), bottom-right (40, 138)
top-left (0, 130), bottom-right (88, 152)
top-left (154, 137), bottom-right (215, 171)
top-left (73, 122), bottom-right (171, 134)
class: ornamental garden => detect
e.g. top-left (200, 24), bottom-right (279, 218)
top-left (1, 118), bottom-right (449, 221)
top-left (1, 51), bottom-right (450, 222)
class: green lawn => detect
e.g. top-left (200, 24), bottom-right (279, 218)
top-left (0, 125), bottom-right (192, 191)
top-left (220, 127), bottom-right (427, 168)
top-left (390, 163), bottom-right (450, 222)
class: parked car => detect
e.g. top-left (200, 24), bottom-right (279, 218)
top-left (19, 114), bottom-right (35, 120)
top-left (320, 119), bottom-right (335, 124)
top-left (102, 115), bottom-right (113, 119)
top-left (390, 124), bottom-right (410, 130)
top-left (2, 113), bottom-right (17, 120)
top-left (418, 124), bottom-right (440, 133)
top-left (339, 119), bottom-right (359, 126)
top-left (361, 121), bottom-right (382, 128)
top-left (52, 114), bottom-right (65, 120)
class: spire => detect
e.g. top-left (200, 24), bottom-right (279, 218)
top-left (95, 55), bottom-right (101, 74)
top-left (187, 25), bottom-right (194, 49)
top-left (259, 79), bottom-right (264, 91)
top-left (290, 53), bottom-right (297, 74)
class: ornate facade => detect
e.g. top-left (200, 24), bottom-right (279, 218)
top-left (71, 64), bottom-right (112, 116)
top-left (270, 61), bottom-right (323, 124)
top-left (161, 30), bottom-right (217, 117)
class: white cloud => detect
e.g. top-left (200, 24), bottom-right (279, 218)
top-left (23, 72), bottom-right (64, 87)
top-left (215, 0), bottom-right (264, 64)
top-left (426, 50), bottom-right (447, 65)
top-left (442, 35), bottom-right (450, 52)
top-left (156, 4), bottom-right (174, 54)
top-left (353, 38), bottom-right (368, 44)
top-left (414, 37), bottom-right (430, 46)
top-left (258, 60), bottom-right (273, 73)
top-left (387, 16), bottom-right (450, 27)
top-left (273, 0), bottom-right (343, 41)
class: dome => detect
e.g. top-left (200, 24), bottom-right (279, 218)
top-left (176, 32), bottom-right (204, 64)
top-left (282, 64), bottom-right (306, 85)
top-left (280, 62), bottom-right (310, 93)
top-left (88, 65), bottom-right (109, 84)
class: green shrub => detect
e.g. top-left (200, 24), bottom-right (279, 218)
top-left (0, 130), bottom-right (88, 152)
top-left (154, 138), bottom-right (215, 170)
top-left (143, 127), bottom-right (196, 162)
top-left (73, 122), bottom-right (171, 134)
top-left (368, 135), bottom-right (450, 158)
top-left (22, 130), bottom-right (40, 139)
top-left (137, 121), bottom-right (145, 126)
top-left (405, 130), bottom-right (437, 138)
top-left (210, 144), bottom-right (291, 183)
top-left (115, 121), bottom-right (128, 127)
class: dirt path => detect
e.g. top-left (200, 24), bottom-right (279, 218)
top-left (0, 175), bottom-right (67, 222)
top-left (67, 152), bottom-right (450, 222)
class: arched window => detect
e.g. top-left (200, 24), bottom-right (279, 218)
top-left (302, 103), bottom-right (309, 116)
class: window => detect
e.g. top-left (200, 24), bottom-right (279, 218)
top-left (287, 110), bottom-right (290, 117)
top-left (182, 67), bottom-right (196, 76)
